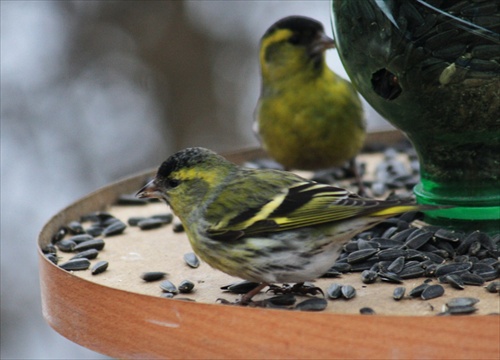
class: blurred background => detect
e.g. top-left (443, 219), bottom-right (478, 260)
top-left (1, 1), bottom-right (391, 358)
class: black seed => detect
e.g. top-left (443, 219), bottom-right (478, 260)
top-left (74, 238), bottom-right (105, 252)
top-left (55, 239), bottom-right (76, 253)
top-left (221, 281), bottom-right (260, 294)
top-left (86, 225), bottom-right (103, 237)
top-left (421, 251), bottom-right (446, 264)
top-left (381, 227), bottom-right (398, 239)
top-left (357, 239), bottom-right (379, 250)
top-left (477, 270), bottom-right (499, 282)
top-left (68, 234), bottom-right (94, 244)
top-left (326, 283), bottom-right (343, 299)
top-left (341, 285), bottom-right (356, 299)
top-left (409, 283), bottom-right (430, 297)
top-left (128, 217), bottom-right (147, 226)
top-left (424, 263), bottom-right (439, 276)
top-left (59, 258), bottom-right (91, 271)
top-left (266, 294), bottom-right (297, 306)
top-left (375, 238), bottom-right (405, 249)
top-left (161, 292), bottom-right (175, 299)
top-left (446, 305), bottom-right (478, 315)
top-left (361, 270), bottom-right (378, 284)
top-left (67, 221), bottom-right (85, 235)
top-left (159, 280), bottom-right (178, 293)
top-left (460, 272), bottom-right (485, 286)
top-left (434, 229), bottom-right (463, 242)
top-left (400, 265), bottom-right (426, 279)
top-left (150, 213), bottom-right (174, 224)
top-left (173, 220), bottom-right (184, 233)
top-left (330, 262), bottom-right (352, 273)
top-left (390, 228), bottom-right (419, 243)
top-left (321, 269), bottom-right (342, 278)
top-left (41, 244), bottom-right (57, 255)
top-left (295, 298), bottom-right (327, 311)
top-left (350, 259), bottom-right (380, 272)
top-left (379, 271), bottom-right (403, 284)
top-left (116, 194), bottom-right (149, 205)
top-left (178, 280), bottom-right (195, 293)
top-left (387, 256), bottom-right (406, 274)
top-left (404, 230), bottom-right (433, 250)
top-left (485, 281), bottom-right (500, 293)
top-left (406, 249), bottom-right (430, 262)
top-left (45, 253), bottom-right (59, 265)
top-left (343, 242), bottom-right (359, 253)
top-left (81, 211), bottom-right (114, 223)
top-left (447, 297), bottom-right (480, 308)
top-left (421, 284), bottom-right (445, 300)
top-left (51, 227), bottom-right (67, 244)
top-left (102, 221), bottom-right (127, 237)
top-left (347, 248), bottom-right (378, 264)
top-left (378, 249), bottom-right (408, 261)
top-left (435, 240), bottom-right (456, 258)
top-left (184, 252), bottom-right (200, 268)
top-left (444, 274), bottom-right (465, 290)
top-left (140, 271), bottom-right (167, 282)
top-left (360, 307), bottom-right (376, 315)
top-left (91, 260), bottom-right (109, 275)
top-left (456, 231), bottom-right (482, 255)
top-left (435, 262), bottom-right (473, 277)
top-left (468, 241), bottom-right (482, 256)
top-left (138, 218), bottom-right (166, 230)
top-left (393, 286), bottom-right (406, 300)
top-left (70, 249), bottom-right (99, 260)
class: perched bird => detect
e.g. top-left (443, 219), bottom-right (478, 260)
top-left (254, 16), bottom-right (366, 184)
top-left (137, 147), bottom-right (426, 304)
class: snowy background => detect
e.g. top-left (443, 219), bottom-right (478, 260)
top-left (1, 1), bottom-right (390, 358)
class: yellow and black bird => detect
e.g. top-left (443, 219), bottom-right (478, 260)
top-left (254, 16), bottom-right (366, 188)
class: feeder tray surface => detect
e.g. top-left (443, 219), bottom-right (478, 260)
top-left (39, 132), bottom-right (500, 359)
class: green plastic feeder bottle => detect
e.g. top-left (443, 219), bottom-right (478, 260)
top-left (331, 0), bottom-right (500, 233)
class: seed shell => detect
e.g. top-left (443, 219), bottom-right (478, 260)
top-left (421, 284), bottom-right (445, 300)
top-left (393, 286), bottom-right (406, 300)
top-left (361, 270), bottom-right (378, 284)
top-left (141, 271), bottom-right (167, 282)
top-left (295, 298), bottom-right (328, 311)
top-left (409, 283), bottom-right (430, 297)
top-left (447, 297), bottom-right (480, 308)
top-left (359, 307), bottom-right (376, 315)
top-left (178, 280), bottom-right (195, 293)
top-left (91, 260), bottom-right (109, 275)
top-left (221, 281), bottom-right (260, 294)
top-left (326, 283), bottom-right (343, 299)
top-left (184, 252), bottom-right (200, 268)
top-left (485, 281), bottom-right (500, 293)
top-left (159, 280), bottom-right (178, 294)
top-left (59, 258), bottom-right (91, 271)
top-left (341, 285), bottom-right (356, 299)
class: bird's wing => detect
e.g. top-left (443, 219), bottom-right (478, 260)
top-left (206, 181), bottom-right (417, 241)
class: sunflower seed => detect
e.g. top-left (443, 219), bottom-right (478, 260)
top-left (70, 249), bottom-right (99, 260)
top-left (67, 221), bottom-right (85, 235)
top-left (378, 249), bottom-right (408, 261)
top-left (456, 231), bottom-right (482, 255)
top-left (360, 307), bottom-right (376, 315)
top-left (381, 227), bottom-right (398, 239)
top-left (265, 294), bottom-right (296, 306)
top-left (376, 238), bottom-right (405, 249)
top-left (68, 234), bottom-right (94, 244)
top-left (59, 258), bottom-right (91, 271)
top-left (55, 239), bottom-right (76, 253)
top-left (45, 253), bottom-right (59, 265)
top-left (444, 274), bottom-right (465, 290)
top-left (161, 293), bottom-right (175, 299)
top-left (357, 239), bottom-right (380, 250)
top-left (409, 283), bottom-right (430, 297)
top-left (404, 230), bottom-right (433, 250)
top-left (128, 217), bottom-right (147, 226)
top-left (138, 218), bottom-right (166, 230)
top-left (387, 256), bottom-right (406, 274)
top-left (421, 284), bottom-right (445, 300)
top-left (173, 220), bottom-right (184, 233)
top-left (460, 272), bottom-right (485, 286)
top-left (390, 228), bottom-right (418, 243)
top-left (485, 281), bottom-right (500, 293)
top-left (477, 270), bottom-right (499, 282)
top-left (73, 238), bottom-right (105, 252)
top-left (178, 280), bottom-right (195, 293)
top-left (447, 297), bottom-right (480, 309)
top-left (91, 260), bottom-right (109, 275)
top-left (184, 252), bottom-right (200, 268)
top-left (361, 270), bottom-right (378, 284)
top-left (52, 227), bottom-right (67, 243)
top-left (347, 248), bottom-right (378, 264)
top-left (330, 262), bottom-right (352, 273)
top-left (341, 285), bottom-right (356, 299)
top-left (221, 281), bottom-right (260, 294)
top-left (41, 244), bottom-right (57, 255)
top-left (102, 220), bottom-right (127, 237)
top-left (434, 228), bottom-right (463, 242)
top-left (150, 213), bottom-right (174, 224)
top-left (326, 283), bottom-right (343, 299)
top-left (400, 265), bottom-right (426, 279)
top-left (393, 286), bottom-right (406, 300)
top-left (159, 280), bottom-right (178, 294)
top-left (379, 271), bottom-right (404, 284)
top-left (435, 262), bottom-right (473, 277)
top-left (140, 271), bottom-right (167, 282)
top-left (86, 225), bottom-right (103, 237)
top-left (81, 211), bottom-right (114, 223)
top-left (446, 305), bottom-right (478, 315)
top-left (295, 298), bottom-right (328, 311)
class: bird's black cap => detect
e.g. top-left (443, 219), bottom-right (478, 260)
top-left (157, 147), bottom-right (221, 178)
top-left (264, 16), bottom-right (324, 43)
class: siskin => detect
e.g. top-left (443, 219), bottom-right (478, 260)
top-left (138, 147), bottom-right (429, 304)
top-left (254, 16), bottom-right (366, 182)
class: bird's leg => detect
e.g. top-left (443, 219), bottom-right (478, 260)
top-left (240, 282), bottom-right (269, 305)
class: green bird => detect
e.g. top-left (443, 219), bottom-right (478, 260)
top-left (137, 147), bottom-right (432, 304)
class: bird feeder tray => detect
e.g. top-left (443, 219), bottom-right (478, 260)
top-left (38, 131), bottom-right (499, 359)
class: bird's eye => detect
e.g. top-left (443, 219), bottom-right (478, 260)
top-left (166, 179), bottom-right (180, 188)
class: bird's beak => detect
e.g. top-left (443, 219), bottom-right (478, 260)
top-left (311, 32), bottom-right (335, 53)
top-left (136, 179), bottom-right (162, 199)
